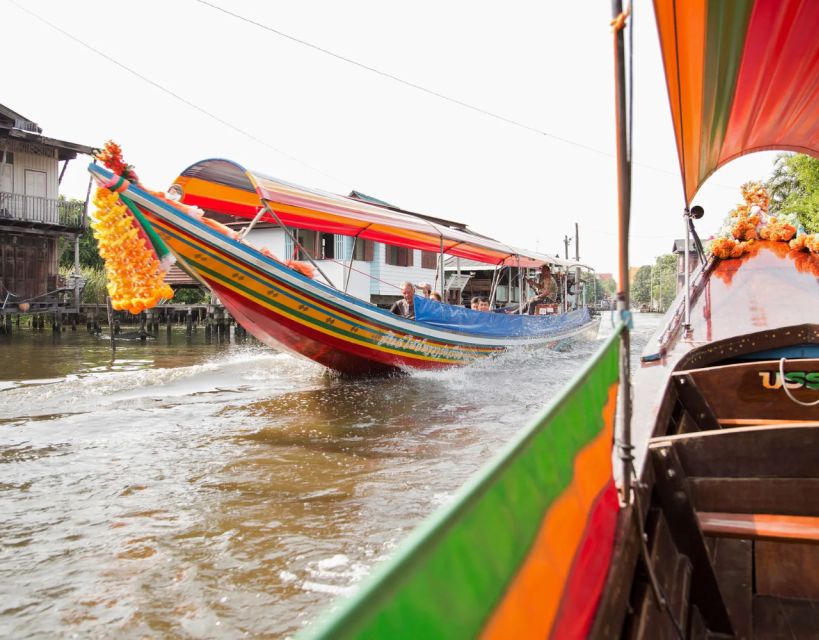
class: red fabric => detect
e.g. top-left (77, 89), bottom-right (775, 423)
top-left (274, 211), bottom-right (364, 236)
top-left (549, 480), bottom-right (620, 639)
top-left (720, 0), bottom-right (819, 167)
top-left (183, 193), bottom-right (260, 218)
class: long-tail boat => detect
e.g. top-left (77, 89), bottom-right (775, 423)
top-left (87, 159), bottom-right (598, 376)
top-left (289, 1), bottom-right (819, 637)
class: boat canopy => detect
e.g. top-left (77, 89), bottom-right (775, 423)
top-left (172, 158), bottom-right (581, 268)
top-left (654, 0), bottom-right (819, 204)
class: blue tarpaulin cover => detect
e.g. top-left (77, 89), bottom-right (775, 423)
top-left (413, 296), bottom-right (592, 338)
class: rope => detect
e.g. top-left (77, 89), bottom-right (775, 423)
top-left (610, 4), bottom-right (631, 31)
top-left (779, 357), bottom-right (819, 407)
top-left (670, 0), bottom-right (689, 206)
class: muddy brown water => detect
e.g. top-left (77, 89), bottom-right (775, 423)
top-left (0, 314), bottom-right (661, 638)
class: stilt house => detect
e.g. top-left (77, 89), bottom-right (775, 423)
top-left (0, 104), bottom-right (96, 309)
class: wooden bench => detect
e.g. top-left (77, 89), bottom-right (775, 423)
top-left (698, 512), bottom-right (819, 544)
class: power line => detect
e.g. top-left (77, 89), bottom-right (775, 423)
top-left (6, 0), bottom-right (343, 184)
top-left (193, 0), bottom-right (740, 191)
top-left (10, 0), bottom-right (746, 194)
top-left (194, 0), bottom-right (614, 159)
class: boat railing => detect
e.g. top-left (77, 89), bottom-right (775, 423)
top-left (655, 255), bottom-right (716, 354)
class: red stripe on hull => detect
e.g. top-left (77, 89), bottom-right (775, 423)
top-left (208, 279), bottom-right (473, 375)
top-left (549, 480), bottom-right (620, 639)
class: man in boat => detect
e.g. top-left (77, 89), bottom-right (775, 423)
top-left (416, 282), bottom-right (432, 298)
top-left (390, 281), bottom-right (416, 319)
top-left (524, 264), bottom-right (558, 314)
top-left (477, 297), bottom-right (491, 312)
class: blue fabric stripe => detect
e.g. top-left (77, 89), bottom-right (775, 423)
top-left (414, 296), bottom-right (592, 338)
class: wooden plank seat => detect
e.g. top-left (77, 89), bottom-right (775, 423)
top-left (719, 419), bottom-right (819, 428)
top-left (698, 512), bottom-right (819, 544)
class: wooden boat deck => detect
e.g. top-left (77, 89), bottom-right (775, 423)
top-left (594, 243), bottom-right (819, 639)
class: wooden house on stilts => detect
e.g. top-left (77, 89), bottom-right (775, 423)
top-left (0, 104), bottom-right (96, 321)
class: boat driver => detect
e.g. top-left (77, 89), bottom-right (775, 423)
top-left (390, 281), bottom-right (416, 319)
top-left (524, 264), bottom-right (558, 314)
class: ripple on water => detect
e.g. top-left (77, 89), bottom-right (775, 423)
top-left (0, 316), bottom-right (663, 638)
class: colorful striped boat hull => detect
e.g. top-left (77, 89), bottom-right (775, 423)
top-left (303, 323), bottom-right (622, 638)
top-left (89, 165), bottom-right (599, 375)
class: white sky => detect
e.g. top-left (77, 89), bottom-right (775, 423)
top-left (4, 0), bottom-right (778, 277)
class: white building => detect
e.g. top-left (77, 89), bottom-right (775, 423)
top-left (241, 223), bottom-right (441, 306)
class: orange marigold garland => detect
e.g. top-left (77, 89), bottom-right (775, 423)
top-left (91, 142), bottom-right (174, 314)
top-left (709, 182), bottom-right (802, 259)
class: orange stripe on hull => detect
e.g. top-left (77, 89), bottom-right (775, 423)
top-left (480, 384), bottom-right (618, 639)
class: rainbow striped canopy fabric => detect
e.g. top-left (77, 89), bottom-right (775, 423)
top-left (173, 159), bottom-right (577, 268)
top-left (654, 0), bottom-right (819, 204)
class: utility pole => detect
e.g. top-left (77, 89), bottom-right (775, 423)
top-left (574, 223), bottom-right (581, 311)
top-left (563, 234), bottom-right (571, 260)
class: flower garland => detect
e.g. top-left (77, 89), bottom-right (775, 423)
top-left (709, 182), bottom-right (819, 259)
top-left (91, 141), bottom-right (174, 314)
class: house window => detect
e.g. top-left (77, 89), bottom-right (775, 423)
top-left (0, 152), bottom-right (12, 194)
top-left (421, 250), bottom-right (438, 269)
top-left (385, 245), bottom-right (413, 267)
top-left (352, 239), bottom-right (374, 262)
top-left (319, 232), bottom-right (335, 259)
top-left (295, 229), bottom-right (319, 260)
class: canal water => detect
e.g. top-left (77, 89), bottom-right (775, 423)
top-left (0, 313), bottom-right (662, 638)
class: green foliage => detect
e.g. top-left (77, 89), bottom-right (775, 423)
top-left (652, 254), bottom-right (677, 312)
top-left (58, 265), bottom-right (107, 304)
top-left (59, 226), bottom-right (104, 270)
top-left (173, 287), bottom-right (208, 304)
top-left (585, 274), bottom-right (615, 305)
top-left (631, 266), bottom-right (653, 305)
top-left (57, 196), bottom-right (104, 270)
top-left (766, 153), bottom-right (819, 233)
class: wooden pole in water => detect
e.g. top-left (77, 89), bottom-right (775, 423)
top-left (106, 295), bottom-right (116, 353)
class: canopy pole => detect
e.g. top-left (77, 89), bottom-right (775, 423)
top-left (439, 237), bottom-right (445, 298)
top-left (488, 266), bottom-right (501, 306)
top-left (563, 268), bottom-right (569, 313)
top-left (516, 258), bottom-right (524, 314)
top-left (261, 202), bottom-right (337, 289)
top-left (683, 209), bottom-right (692, 333)
top-left (344, 236), bottom-right (357, 293)
top-left (239, 205), bottom-right (268, 239)
top-left (612, 0), bottom-right (633, 507)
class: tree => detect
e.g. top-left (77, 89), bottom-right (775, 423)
top-left (58, 197), bottom-right (104, 270)
top-left (173, 287), bottom-right (208, 304)
top-left (631, 266), bottom-right (653, 306)
top-left (586, 274), bottom-right (616, 305)
top-left (651, 254), bottom-right (677, 312)
top-left (766, 153), bottom-right (819, 233)
top-left (59, 225), bottom-right (104, 270)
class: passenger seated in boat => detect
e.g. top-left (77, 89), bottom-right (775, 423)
top-left (525, 264), bottom-right (558, 314)
top-left (430, 291), bottom-right (442, 302)
top-left (390, 281), bottom-right (416, 319)
top-left (470, 296), bottom-right (480, 310)
top-left (477, 297), bottom-right (491, 312)
top-left (416, 282), bottom-right (432, 298)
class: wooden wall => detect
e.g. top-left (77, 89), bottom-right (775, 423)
top-left (0, 233), bottom-right (57, 300)
top-left (0, 141), bottom-right (59, 199)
